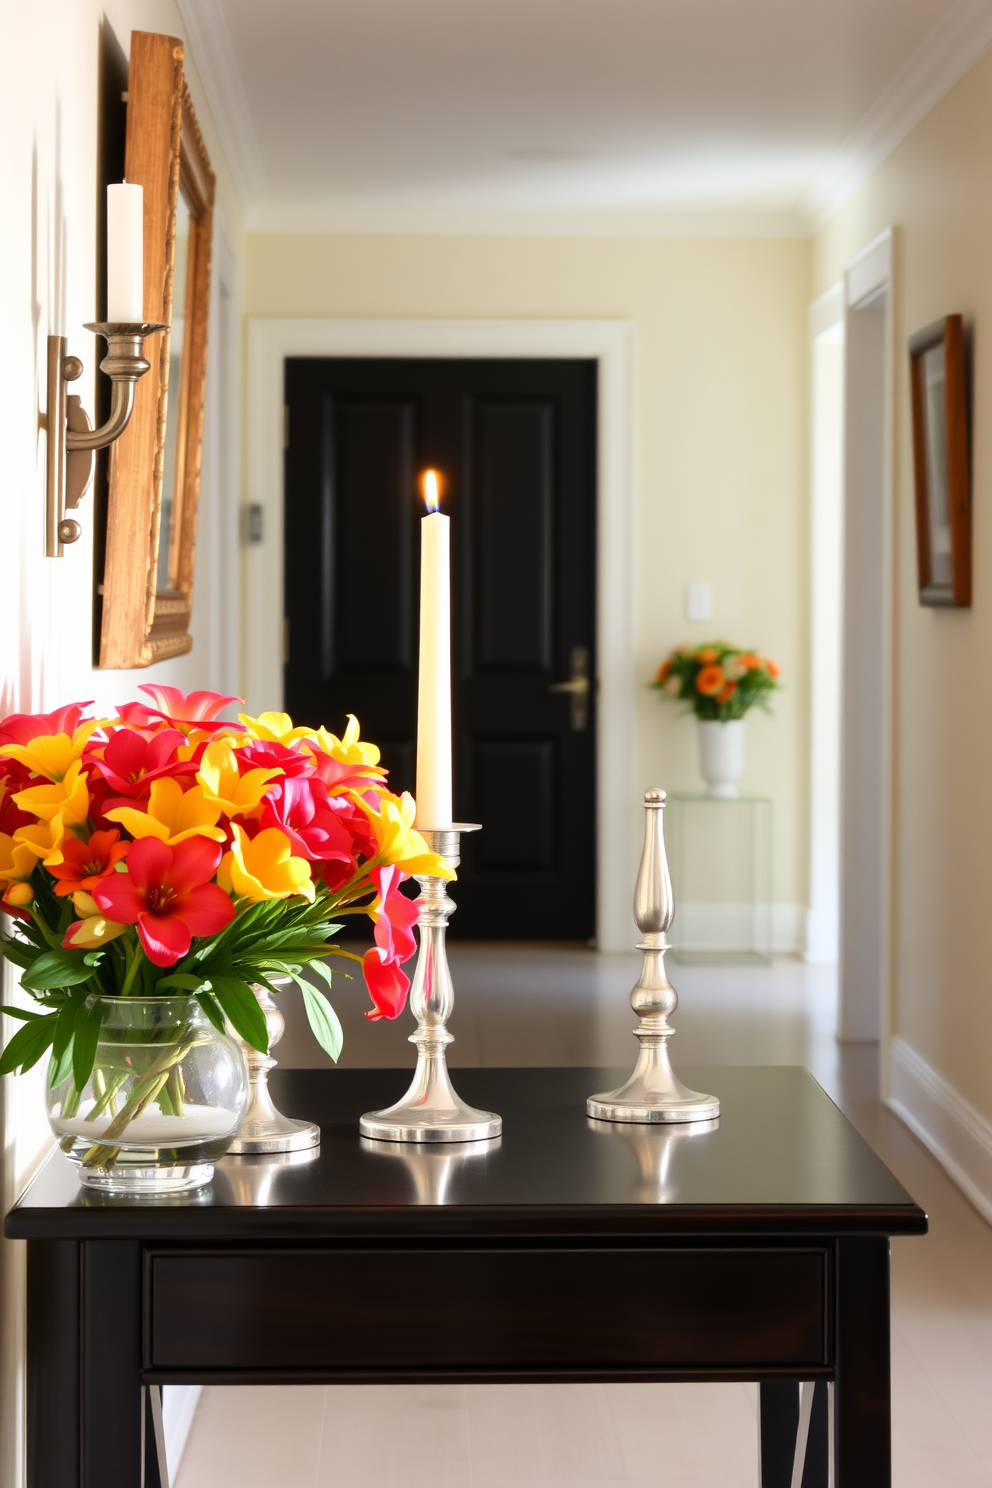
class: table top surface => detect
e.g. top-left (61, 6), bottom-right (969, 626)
top-left (5, 1066), bottom-right (927, 1241)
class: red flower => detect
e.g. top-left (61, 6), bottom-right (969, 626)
top-left (362, 952), bottom-right (411, 1022)
top-left (93, 836), bottom-right (234, 967)
top-left (0, 703), bottom-right (93, 748)
top-left (363, 865), bottom-right (419, 1020)
top-left (49, 829), bottom-right (130, 897)
top-left (91, 727), bottom-right (198, 805)
top-left (307, 747), bottom-right (385, 796)
top-left (237, 739), bottom-right (314, 779)
top-left (0, 771), bottom-right (34, 834)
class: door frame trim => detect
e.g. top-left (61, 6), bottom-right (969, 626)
top-left (246, 317), bottom-right (636, 952)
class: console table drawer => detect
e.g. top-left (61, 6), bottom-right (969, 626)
top-left (147, 1247), bottom-right (827, 1372)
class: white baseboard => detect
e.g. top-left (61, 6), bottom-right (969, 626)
top-left (888, 1035), bottom-right (992, 1227)
top-left (162, 1385), bottom-right (202, 1480)
top-left (673, 901), bottom-right (806, 956)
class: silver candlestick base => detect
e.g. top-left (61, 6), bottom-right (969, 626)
top-left (227, 978), bottom-right (320, 1154)
top-left (587, 789), bottom-right (720, 1124)
top-left (360, 826), bottom-right (501, 1143)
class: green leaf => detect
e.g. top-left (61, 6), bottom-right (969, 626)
top-left (299, 979), bottom-right (343, 1064)
top-left (210, 977), bottom-right (268, 1053)
top-left (195, 990), bottom-right (227, 1035)
top-left (157, 972), bottom-right (210, 994)
top-left (21, 948), bottom-right (94, 992)
top-left (48, 993), bottom-right (89, 1088)
top-left (0, 1005), bottom-right (48, 1021)
top-left (0, 1015), bottom-right (57, 1076)
top-left (71, 1000), bottom-right (103, 1093)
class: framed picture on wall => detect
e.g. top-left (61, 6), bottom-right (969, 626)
top-left (99, 31), bottom-right (215, 667)
top-left (909, 314), bottom-right (971, 607)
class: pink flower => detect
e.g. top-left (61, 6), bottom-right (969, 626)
top-left (259, 777), bottom-right (355, 865)
top-left (362, 865), bottom-right (419, 1020)
top-left (117, 686), bottom-right (241, 736)
top-left (93, 836), bottom-right (234, 967)
top-left (0, 703), bottom-right (93, 748)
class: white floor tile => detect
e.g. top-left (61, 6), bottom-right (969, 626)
top-left (315, 1385), bottom-right (472, 1488)
top-left (175, 1385), bottom-right (325, 1488)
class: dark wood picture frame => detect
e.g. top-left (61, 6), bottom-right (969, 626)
top-left (99, 31), bottom-right (215, 667)
top-left (909, 314), bottom-right (971, 607)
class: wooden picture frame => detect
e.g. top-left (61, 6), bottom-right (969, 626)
top-left (909, 314), bottom-right (971, 608)
top-left (99, 31), bottom-right (215, 667)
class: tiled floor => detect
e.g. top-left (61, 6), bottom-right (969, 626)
top-left (175, 950), bottom-right (992, 1488)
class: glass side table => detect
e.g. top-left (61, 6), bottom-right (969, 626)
top-left (666, 793), bottom-right (772, 964)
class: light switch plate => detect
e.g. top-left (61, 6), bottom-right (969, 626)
top-left (685, 583), bottom-right (711, 622)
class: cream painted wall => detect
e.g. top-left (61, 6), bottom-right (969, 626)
top-left (812, 47), bottom-right (992, 1128)
top-left (246, 234), bottom-right (812, 927)
top-left (0, 4), bottom-right (243, 1481)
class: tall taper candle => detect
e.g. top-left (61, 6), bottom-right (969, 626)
top-left (107, 182), bottom-right (144, 322)
top-left (415, 471), bottom-right (453, 828)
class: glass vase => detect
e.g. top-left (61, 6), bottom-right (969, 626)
top-left (47, 995), bottom-right (248, 1195)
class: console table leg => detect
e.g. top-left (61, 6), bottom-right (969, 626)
top-left (27, 1241), bottom-right (80, 1488)
top-left (81, 1242), bottom-right (144, 1488)
top-left (834, 1238), bottom-right (891, 1487)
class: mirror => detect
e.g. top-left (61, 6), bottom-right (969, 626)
top-left (99, 33), bottom-right (215, 668)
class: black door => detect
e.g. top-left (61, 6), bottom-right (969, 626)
top-left (283, 358), bottom-right (596, 939)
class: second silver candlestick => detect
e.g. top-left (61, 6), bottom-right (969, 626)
top-left (359, 825), bottom-right (501, 1143)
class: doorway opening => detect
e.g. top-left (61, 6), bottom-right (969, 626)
top-left (282, 356), bottom-right (597, 940)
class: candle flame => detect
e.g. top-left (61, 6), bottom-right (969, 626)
top-left (423, 469), bottom-right (440, 513)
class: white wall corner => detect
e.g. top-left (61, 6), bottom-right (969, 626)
top-left (888, 1035), bottom-right (992, 1227)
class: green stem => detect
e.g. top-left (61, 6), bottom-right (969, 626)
top-left (118, 942), bottom-right (143, 997)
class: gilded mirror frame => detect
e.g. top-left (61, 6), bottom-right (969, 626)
top-left (99, 30), bottom-right (215, 667)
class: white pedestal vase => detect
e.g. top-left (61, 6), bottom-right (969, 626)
top-left (697, 719), bottom-right (745, 799)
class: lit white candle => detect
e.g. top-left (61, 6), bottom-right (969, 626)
top-left (107, 182), bottom-right (144, 322)
top-left (415, 470), bottom-right (453, 828)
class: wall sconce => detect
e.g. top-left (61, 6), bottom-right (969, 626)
top-left (46, 179), bottom-right (165, 557)
top-left (46, 321), bottom-right (165, 556)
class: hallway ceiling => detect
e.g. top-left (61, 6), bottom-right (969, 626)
top-left (177, 0), bottom-right (992, 234)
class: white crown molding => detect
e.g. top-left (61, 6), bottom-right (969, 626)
top-left (176, 0), bottom-right (266, 209)
top-left (802, 0), bottom-right (992, 229)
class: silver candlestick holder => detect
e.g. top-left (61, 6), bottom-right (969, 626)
top-left (587, 789), bottom-right (720, 1123)
top-left (360, 826), bottom-right (501, 1143)
top-left (227, 977), bottom-right (320, 1154)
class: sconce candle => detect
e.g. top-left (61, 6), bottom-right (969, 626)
top-left (415, 470), bottom-right (453, 828)
top-left (106, 183), bottom-right (144, 322)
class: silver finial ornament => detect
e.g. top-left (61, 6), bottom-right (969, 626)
top-left (360, 826), bottom-right (501, 1142)
top-left (587, 789), bottom-right (720, 1123)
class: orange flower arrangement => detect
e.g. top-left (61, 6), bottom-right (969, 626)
top-left (651, 641), bottom-right (782, 721)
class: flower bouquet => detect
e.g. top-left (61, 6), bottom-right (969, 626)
top-left (0, 687), bottom-right (451, 1189)
top-left (652, 643), bottom-right (782, 799)
top-left (652, 642), bottom-right (781, 720)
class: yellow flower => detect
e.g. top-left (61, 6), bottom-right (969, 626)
top-left (72, 890), bottom-right (101, 918)
top-left (303, 714), bottom-right (381, 767)
top-left (105, 777), bottom-right (226, 845)
top-left (0, 832), bottom-right (38, 888)
top-left (64, 915), bottom-right (128, 949)
top-left (4, 881), bottom-right (35, 909)
top-left (196, 740), bottom-right (283, 817)
top-left (218, 825), bottom-right (314, 902)
top-left (12, 762), bottom-right (91, 866)
top-left (237, 711), bottom-right (312, 745)
top-left (360, 792), bottom-right (456, 879)
top-left (0, 721), bottom-right (102, 782)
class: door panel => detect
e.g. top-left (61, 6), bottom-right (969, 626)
top-left (284, 358), bottom-right (596, 939)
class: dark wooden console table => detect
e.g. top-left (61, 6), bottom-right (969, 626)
top-left (5, 1066), bottom-right (926, 1488)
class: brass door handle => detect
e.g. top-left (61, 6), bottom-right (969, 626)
top-left (549, 646), bottom-right (591, 731)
